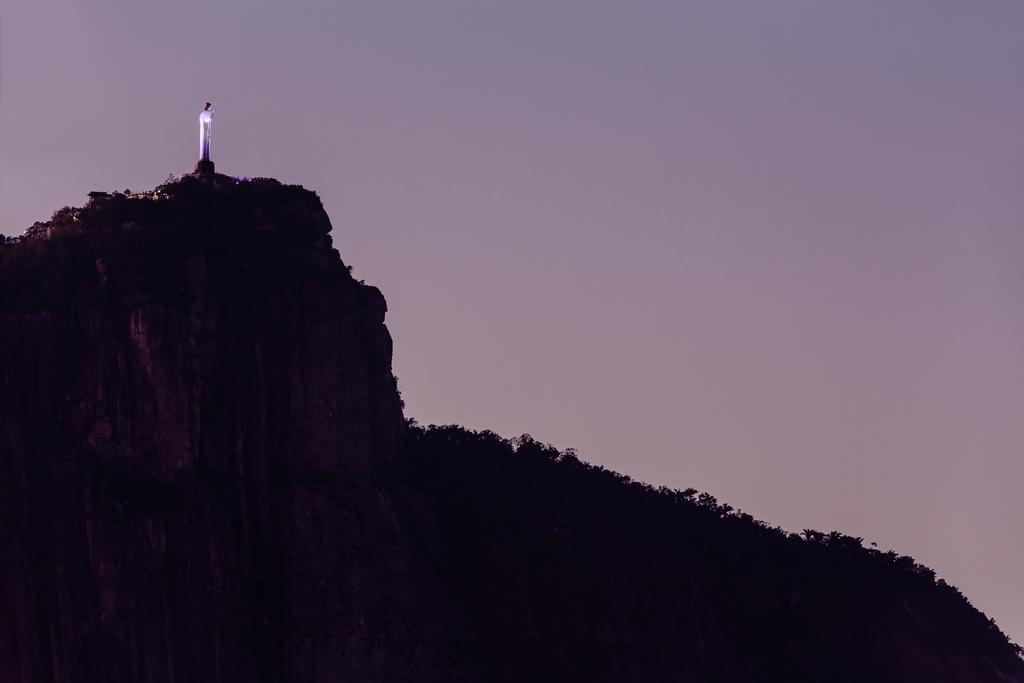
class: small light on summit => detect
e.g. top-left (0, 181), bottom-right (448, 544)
top-left (195, 102), bottom-right (215, 176)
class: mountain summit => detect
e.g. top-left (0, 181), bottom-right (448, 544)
top-left (1, 176), bottom-right (1020, 682)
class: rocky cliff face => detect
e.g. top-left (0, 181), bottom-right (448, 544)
top-left (0, 176), bottom-right (1020, 683)
top-left (0, 176), bottom-right (455, 682)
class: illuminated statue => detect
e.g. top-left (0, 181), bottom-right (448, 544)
top-left (196, 103), bottom-right (215, 175)
top-left (200, 103), bottom-right (214, 161)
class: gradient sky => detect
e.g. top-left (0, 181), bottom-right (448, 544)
top-left (2, 1), bottom-right (1023, 644)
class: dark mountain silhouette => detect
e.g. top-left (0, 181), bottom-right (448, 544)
top-left (407, 425), bottom-right (1023, 682)
top-left (0, 174), bottom-right (1020, 682)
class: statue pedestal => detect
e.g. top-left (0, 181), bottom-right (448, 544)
top-left (195, 159), bottom-right (216, 176)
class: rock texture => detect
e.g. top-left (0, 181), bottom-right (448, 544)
top-left (0, 176), bottom-right (453, 682)
top-left (0, 175), bottom-right (1020, 682)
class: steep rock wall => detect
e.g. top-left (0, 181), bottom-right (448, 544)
top-left (0, 177), bottom-right (452, 682)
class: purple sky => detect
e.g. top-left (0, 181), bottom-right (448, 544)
top-left (3, 2), bottom-right (1023, 643)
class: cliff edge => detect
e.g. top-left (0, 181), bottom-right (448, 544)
top-left (0, 175), bottom-right (453, 682)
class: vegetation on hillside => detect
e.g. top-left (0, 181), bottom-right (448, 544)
top-left (406, 423), bottom-right (1021, 680)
